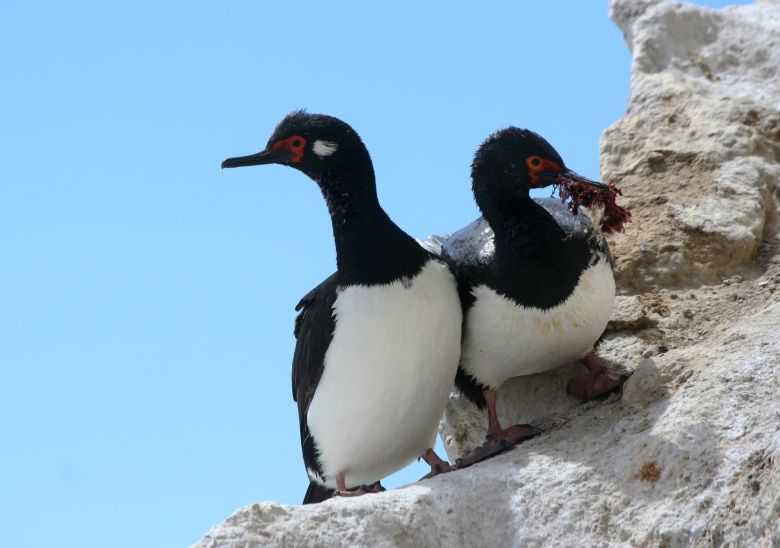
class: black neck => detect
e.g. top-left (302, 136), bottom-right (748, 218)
top-left (485, 194), bottom-right (590, 309)
top-left (316, 169), bottom-right (429, 287)
top-left (487, 193), bottom-right (566, 258)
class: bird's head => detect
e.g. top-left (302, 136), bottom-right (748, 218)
top-left (471, 127), bottom-right (606, 197)
top-left (222, 110), bottom-right (373, 186)
top-left (470, 127), bottom-right (630, 232)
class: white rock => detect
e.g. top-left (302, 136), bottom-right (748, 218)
top-left (607, 295), bottom-right (654, 330)
top-left (666, 157), bottom-right (779, 260)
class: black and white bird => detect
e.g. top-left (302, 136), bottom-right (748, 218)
top-left (222, 111), bottom-right (461, 503)
top-left (427, 127), bottom-right (630, 467)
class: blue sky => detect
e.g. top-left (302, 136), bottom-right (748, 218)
top-left (0, 1), bottom-right (748, 546)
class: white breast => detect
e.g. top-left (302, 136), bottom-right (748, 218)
top-left (461, 258), bottom-right (615, 389)
top-left (306, 259), bottom-right (462, 488)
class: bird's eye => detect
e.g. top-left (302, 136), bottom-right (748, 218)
top-left (271, 135), bottom-right (307, 163)
top-left (528, 156), bottom-right (542, 168)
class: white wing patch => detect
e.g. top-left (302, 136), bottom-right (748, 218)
top-left (312, 140), bottom-right (339, 158)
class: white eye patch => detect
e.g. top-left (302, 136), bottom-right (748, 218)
top-left (312, 140), bottom-right (339, 158)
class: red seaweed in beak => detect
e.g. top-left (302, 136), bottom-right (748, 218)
top-left (556, 172), bottom-right (632, 234)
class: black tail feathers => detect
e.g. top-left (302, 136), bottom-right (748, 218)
top-left (303, 481), bottom-right (335, 504)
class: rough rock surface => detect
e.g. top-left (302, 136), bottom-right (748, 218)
top-left (196, 2), bottom-right (780, 546)
top-left (602, 0), bottom-right (780, 293)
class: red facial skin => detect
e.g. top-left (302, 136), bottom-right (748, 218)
top-left (271, 135), bottom-right (307, 163)
top-left (525, 155), bottom-right (563, 187)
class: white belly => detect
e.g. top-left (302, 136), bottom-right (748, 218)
top-left (306, 260), bottom-right (462, 488)
top-left (461, 259), bottom-right (615, 389)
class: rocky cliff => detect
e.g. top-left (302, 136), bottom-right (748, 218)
top-left (196, 1), bottom-right (780, 545)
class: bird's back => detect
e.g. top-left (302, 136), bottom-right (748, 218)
top-left (439, 198), bottom-right (609, 270)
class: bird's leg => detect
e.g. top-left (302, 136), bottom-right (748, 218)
top-left (456, 389), bottom-right (541, 469)
top-left (418, 447), bottom-right (453, 480)
top-left (566, 352), bottom-right (631, 401)
top-left (333, 472), bottom-right (378, 498)
top-left (484, 389), bottom-right (541, 445)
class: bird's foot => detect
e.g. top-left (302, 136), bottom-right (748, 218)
top-left (333, 487), bottom-right (371, 498)
top-left (419, 448), bottom-right (453, 480)
top-left (567, 368), bottom-right (631, 401)
top-left (455, 424), bottom-right (541, 469)
top-left (333, 481), bottom-right (384, 498)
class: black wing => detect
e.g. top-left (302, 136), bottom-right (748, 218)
top-left (439, 217), bottom-right (495, 271)
top-left (292, 272), bottom-right (339, 482)
top-left (436, 217), bottom-right (495, 312)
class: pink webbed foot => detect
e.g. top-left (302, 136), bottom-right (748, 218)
top-left (453, 389), bottom-right (542, 469)
top-left (333, 475), bottom-right (385, 498)
top-left (500, 423), bottom-right (544, 445)
top-left (567, 353), bottom-right (631, 401)
top-left (333, 486), bottom-right (372, 498)
top-left (419, 447), bottom-right (453, 480)
top-left (455, 424), bottom-right (541, 469)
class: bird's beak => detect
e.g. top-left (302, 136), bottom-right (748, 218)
top-left (557, 168), bottom-right (609, 190)
top-left (221, 149), bottom-right (293, 169)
